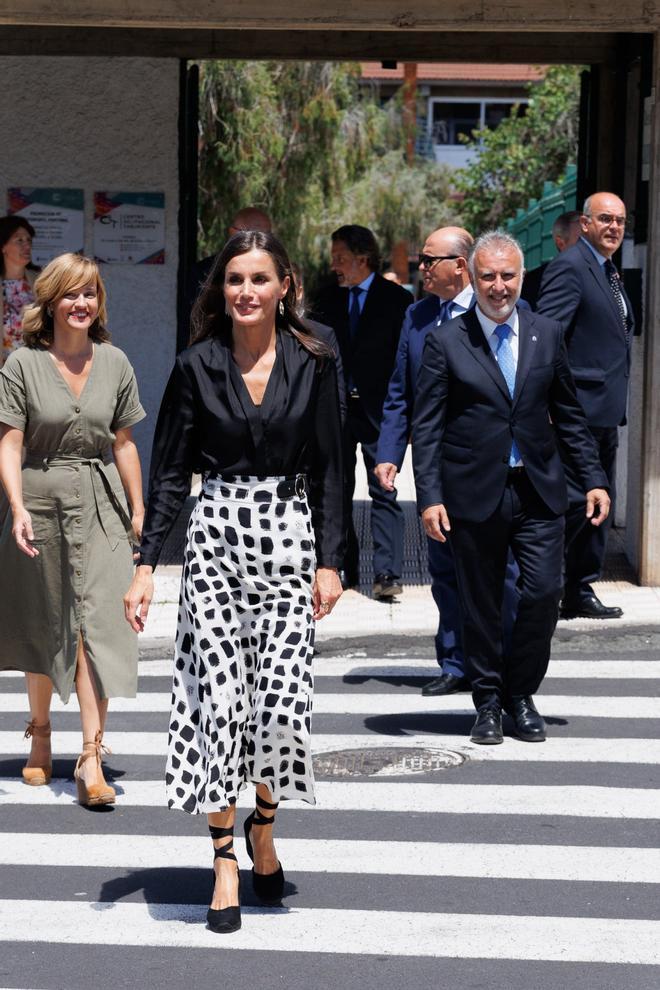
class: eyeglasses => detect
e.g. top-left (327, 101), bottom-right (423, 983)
top-left (418, 254), bottom-right (460, 270)
top-left (587, 213), bottom-right (627, 227)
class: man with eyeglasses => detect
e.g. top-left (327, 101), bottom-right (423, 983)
top-left (537, 192), bottom-right (633, 619)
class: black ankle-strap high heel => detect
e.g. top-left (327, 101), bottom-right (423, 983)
top-left (207, 825), bottom-right (241, 933)
top-left (243, 795), bottom-right (285, 904)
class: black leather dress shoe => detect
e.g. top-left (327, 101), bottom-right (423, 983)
top-left (560, 593), bottom-right (623, 620)
top-left (421, 673), bottom-right (471, 697)
top-left (506, 696), bottom-right (546, 742)
top-left (373, 573), bottom-right (403, 598)
top-left (470, 707), bottom-right (503, 745)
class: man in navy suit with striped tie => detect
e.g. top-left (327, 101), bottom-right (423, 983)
top-left (537, 193), bottom-right (633, 620)
top-left (413, 232), bottom-right (610, 744)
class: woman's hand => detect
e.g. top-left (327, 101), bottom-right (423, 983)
top-left (124, 564), bottom-right (154, 633)
top-left (11, 506), bottom-right (39, 558)
top-left (312, 566), bottom-right (343, 621)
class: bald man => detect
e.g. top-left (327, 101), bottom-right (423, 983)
top-left (185, 207), bottom-right (273, 322)
top-left (537, 192), bottom-right (633, 619)
top-left (521, 210), bottom-right (582, 309)
top-left (376, 226), bottom-right (519, 696)
top-left (227, 206), bottom-right (272, 238)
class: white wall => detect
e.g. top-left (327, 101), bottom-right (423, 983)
top-left (620, 240), bottom-right (647, 571)
top-left (0, 56), bottom-right (180, 473)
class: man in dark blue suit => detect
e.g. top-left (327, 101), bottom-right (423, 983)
top-left (537, 193), bottom-right (633, 619)
top-left (413, 231), bottom-right (610, 744)
top-left (376, 226), bottom-right (519, 697)
top-left (520, 210), bottom-right (581, 309)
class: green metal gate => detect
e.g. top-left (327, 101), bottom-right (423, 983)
top-left (505, 165), bottom-right (578, 268)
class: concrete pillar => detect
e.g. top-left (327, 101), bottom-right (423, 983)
top-left (639, 33), bottom-right (660, 585)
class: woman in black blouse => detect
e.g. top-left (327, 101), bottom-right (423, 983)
top-left (125, 231), bottom-right (343, 934)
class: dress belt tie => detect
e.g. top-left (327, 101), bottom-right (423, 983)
top-left (24, 451), bottom-right (135, 549)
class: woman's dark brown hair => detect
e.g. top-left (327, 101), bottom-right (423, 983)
top-left (190, 231), bottom-right (333, 359)
top-left (0, 216), bottom-right (39, 278)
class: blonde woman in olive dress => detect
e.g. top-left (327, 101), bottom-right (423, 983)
top-left (0, 253), bottom-right (145, 805)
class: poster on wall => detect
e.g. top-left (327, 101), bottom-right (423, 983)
top-left (7, 187), bottom-right (84, 266)
top-left (93, 192), bottom-right (165, 264)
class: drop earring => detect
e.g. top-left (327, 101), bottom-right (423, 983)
top-left (278, 301), bottom-right (285, 316)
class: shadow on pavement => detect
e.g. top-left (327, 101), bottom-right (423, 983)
top-left (364, 712), bottom-right (568, 736)
top-left (97, 866), bottom-right (298, 917)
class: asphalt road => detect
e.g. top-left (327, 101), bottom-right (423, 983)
top-left (1, 628), bottom-right (659, 990)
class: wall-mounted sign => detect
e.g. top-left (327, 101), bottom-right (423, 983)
top-left (93, 192), bottom-right (165, 264)
top-left (8, 187), bottom-right (84, 266)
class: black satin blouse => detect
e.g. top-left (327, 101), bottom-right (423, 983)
top-left (139, 329), bottom-right (344, 569)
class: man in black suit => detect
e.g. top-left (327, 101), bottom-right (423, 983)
top-left (413, 231), bottom-right (610, 744)
top-left (520, 210), bottom-right (581, 309)
top-left (291, 261), bottom-right (347, 424)
top-left (313, 225), bottom-right (413, 597)
top-left (537, 192), bottom-right (632, 619)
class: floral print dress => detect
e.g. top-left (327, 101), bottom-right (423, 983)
top-left (2, 278), bottom-right (34, 366)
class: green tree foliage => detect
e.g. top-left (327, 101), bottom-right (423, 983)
top-left (198, 61), bottom-right (387, 262)
top-left (331, 150), bottom-right (457, 255)
top-left (197, 60), bottom-right (459, 283)
top-left (454, 66), bottom-right (582, 232)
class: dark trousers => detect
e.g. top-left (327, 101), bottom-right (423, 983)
top-left (563, 425), bottom-right (618, 601)
top-left (343, 398), bottom-right (404, 581)
top-left (449, 471), bottom-right (564, 710)
top-left (428, 535), bottom-right (520, 678)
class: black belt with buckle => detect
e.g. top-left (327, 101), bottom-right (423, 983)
top-left (506, 466), bottom-right (526, 482)
top-left (349, 389), bottom-right (360, 400)
top-left (276, 475), bottom-right (307, 499)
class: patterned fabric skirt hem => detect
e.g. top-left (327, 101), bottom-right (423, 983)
top-left (167, 777), bottom-right (317, 815)
top-left (165, 474), bottom-right (317, 816)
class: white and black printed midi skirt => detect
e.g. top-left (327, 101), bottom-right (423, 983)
top-left (166, 475), bottom-right (317, 814)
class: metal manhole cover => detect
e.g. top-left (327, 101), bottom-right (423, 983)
top-left (312, 746), bottom-right (466, 778)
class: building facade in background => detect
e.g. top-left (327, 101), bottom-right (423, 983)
top-left (359, 62), bottom-right (544, 168)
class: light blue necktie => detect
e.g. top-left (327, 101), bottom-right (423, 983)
top-left (493, 323), bottom-right (521, 467)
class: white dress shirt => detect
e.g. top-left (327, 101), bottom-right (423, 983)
top-left (475, 305), bottom-right (520, 362)
top-left (580, 236), bottom-right (627, 318)
top-left (438, 284), bottom-right (475, 325)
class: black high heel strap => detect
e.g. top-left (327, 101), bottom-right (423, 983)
top-left (209, 824), bottom-right (237, 862)
top-left (209, 825), bottom-right (233, 839)
top-left (253, 796), bottom-right (279, 825)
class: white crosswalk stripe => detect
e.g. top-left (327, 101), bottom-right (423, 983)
top-left (1, 647), bottom-right (659, 986)
top-left (4, 656), bottom-right (655, 680)
top-left (4, 833), bottom-right (660, 882)
top-left (2, 778), bottom-right (659, 817)
top-left (1, 899), bottom-right (660, 963)
top-left (4, 657), bottom-right (652, 679)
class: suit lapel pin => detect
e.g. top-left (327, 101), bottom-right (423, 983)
top-left (532, 335), bottom-right (537, 342)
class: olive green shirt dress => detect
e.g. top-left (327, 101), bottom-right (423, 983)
top-left (0, 342), bottom-right (146, 702)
